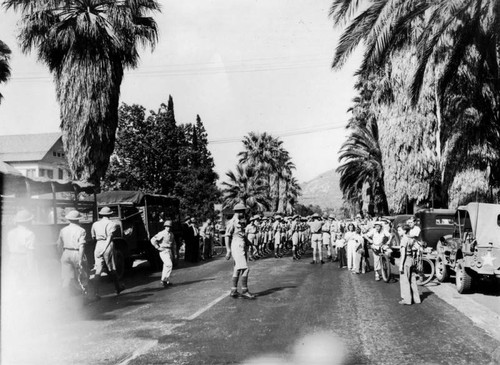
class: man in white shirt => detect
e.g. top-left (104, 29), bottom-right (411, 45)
top-left (364, 222), bottom-right (391, 281)
top-left (407, 217), bottom-right (421, 240)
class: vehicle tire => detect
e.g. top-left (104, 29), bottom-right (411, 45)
top-left (435, 254), bottom-right (449, 282)
top-left (381, 255), bottom-right (391, 282)
top-left (455, 259), bottom-right (473, 294)
top-left (114, 248), bottom-right (126, 280)
top-left (416, 257), bottom-right (434, 286)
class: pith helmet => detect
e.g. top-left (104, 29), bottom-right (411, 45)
top-left (15, 210), bottom-right (33, 223)
top-left (66, 210), bottom-right (82, 221)
top-left (233, 203), bottom-right (247, 212)
top-left (312, 213), bottom-right (320, 219)
top-left (99, 206), bottom-right (113, 216)
top-left (164, 220), bottom-right (173, 227)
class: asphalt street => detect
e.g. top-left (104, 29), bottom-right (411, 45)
top-left (2, 250), bottom-right (500, 365)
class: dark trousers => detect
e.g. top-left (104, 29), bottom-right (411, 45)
top-left (338, 247), bottom-right (347, 268)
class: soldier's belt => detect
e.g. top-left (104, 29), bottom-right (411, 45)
top-left (64, 247), bottom-right (80, 251)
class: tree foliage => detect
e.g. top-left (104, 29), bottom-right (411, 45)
top-left (5, 0), bottom-right (160, 183)
top-left (0, 39), bottom-right (11, 104)
top-left (103, 96), bottom-right (220, 220)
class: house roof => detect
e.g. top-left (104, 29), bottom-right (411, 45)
top-left (0, 132), bottom-right (62, 162)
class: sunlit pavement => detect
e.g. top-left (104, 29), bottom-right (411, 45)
top-left (2, 251), bottom-right (500, 365)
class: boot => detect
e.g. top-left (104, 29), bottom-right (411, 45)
top-left (240, 276), bottom-right (256, 299)
top-left (230, 276), bottom-right (240, 298)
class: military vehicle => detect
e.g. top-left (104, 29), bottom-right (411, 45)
top-left (435, 202), bottom-right (500, 293)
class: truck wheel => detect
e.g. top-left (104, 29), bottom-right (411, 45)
top-left (381, 255), bottom-right (391, 282)
top-left (455, 259), bottom-right (473, 294)
top-left (416, 257), bottom-right (435, 286)
top-left (435, 254), bottom-right (449, 282)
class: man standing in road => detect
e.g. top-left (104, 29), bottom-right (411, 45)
top-left (200, 218), bottom-right (214, 260)
top-left (183, 217), bottom-right (200, 263)
top-left (151, 220), bottom-right (177, 287)
top-left (308, 213), bottom-right (324, 264)
top-left (57, 210), bottom-right (90, 297)
top-left (225, 203), bottom-right (256, 299)
top-left (91, 206), bottom-right (125, 296)
top-left (364, 221), bottom-right (391, 281)
top-left (322, 214), bottom-right (333, 262)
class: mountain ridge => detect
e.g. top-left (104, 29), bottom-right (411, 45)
top-left (298, 169), bottom-right (344, 211)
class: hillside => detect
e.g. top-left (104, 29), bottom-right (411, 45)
top-left (298, 169), bottom-right (344, 211)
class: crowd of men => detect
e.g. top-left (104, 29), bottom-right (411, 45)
top-left (5, 205), bottom-right (422, 305)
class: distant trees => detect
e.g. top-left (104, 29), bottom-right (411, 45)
top-left (5, 0), bottom-right (160, 184)
top-left (0, 40), bottom-right (11, 104)
top-left (222, 132), bottom-right (301, 215)
top-left (103, 96), bottom-right (220, 219)
top-left (332, 0), bottom-right (500, 212)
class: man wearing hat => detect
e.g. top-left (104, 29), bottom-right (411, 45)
top-left (6, 210), bottom-right (37, 292)
top-left (182, 217), bottom-right (200, 263)
top-left (57, 210), bottom-right (89, 296)
top-left (272, 215), bottom-right (284, 258)
top-left (290, 215), bottom-right (301, 260)
top-left (91, 206), bottom-right (125, 295)
top-left (322, 214), bottom-right (333, 262)
top-left (151, 220), bottom-right (177, 287)
top-left (364, 221), bottom-right (391, 281)
top-left (245, 215), bottom-right (260, 260)
top-left (225, 203), bottom-right (256, 299)
top-left (308, 213), bottom-right (324, 264)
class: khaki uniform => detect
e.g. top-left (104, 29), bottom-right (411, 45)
top-left (91, 218), bottom-right (118, 275)
top-left (57, 223), bottom-right (88, 290)
top-left (151, 229), bottom-right (176, 282)
top-left (226, 217), bottom-right (248, 270)
top-left (308, 220), bottom-right (323, 249)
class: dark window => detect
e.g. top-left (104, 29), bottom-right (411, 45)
top-left (47, 170), bottom-right (53, 179)
top-left (39, 169), bottom-right (45, 177)
top-left (58, 169), bottom-right (64, 179)
top-left (52, 151), bottom-right (57, 156)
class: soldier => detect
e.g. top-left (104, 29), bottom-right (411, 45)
top-left (272, 215), bottom-right (283, 258)
top-left (322, 215), bottom-right (333, 262)
top-left (245, 215), bottom-right (260, 260)
top-left (199, 218), bottom-right (214, 260)
top-left (5, 210), bottom-right (37, 293)
top-left (329, 214), bottom-right (340, 261)
top-left (398, 224), bottom-right (422, 305)
top-left (151, 220), bottom-right (177, 287)
top-left (308, 213), bottom-right (324, 264)
top-left (364, 221), bottom-right (391, 281)
top-left (91, 206), bottom-right (125, 296)
top-left (290, 215), bottom-right (301, 260)
top-left (57, 210), bottom-right (90, 297)
top-left (225, 203), bottom-right (256, 299)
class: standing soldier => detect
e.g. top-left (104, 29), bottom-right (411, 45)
top-left (308, 213), bottom-right (324, 264)
top-left (322, 215), bottom-right (333, 262)
top-left (6, 210), bottom-right (37, 294)
top-left (200, 218), bottom-right (214, 260)
top-left (151, 220), bottom-right (177, 287)
top-left (272, 215), bottom-right (283, 258)
top-left (245, 215), bottom-right (260, 260)
top-left (91, 206), bottom-right (125, 296)
top-left (57, 210), bottom-right (90, 297)
top-left (225, 203), bottom-right (256, 299)
top-left (290, 215), bottom-right (300, 260)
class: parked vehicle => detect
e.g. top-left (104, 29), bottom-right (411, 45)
top-left (435, 202), bottom-right (500, 293)
top-left (382, 209), bottom-right (455, 285)
top-left (95, 190), bottom-right (181, 277)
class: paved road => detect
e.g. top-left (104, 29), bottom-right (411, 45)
top-left (3, 251), bottom-right (500, 365)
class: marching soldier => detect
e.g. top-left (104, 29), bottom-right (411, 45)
top-left (151, 220), bottom-right (177, 287)
top-left (57, 210), bottom-right (90, 297)
top-left (91, 206), bottom-right (125, 296)
top-left (225, 203), bottom-right (256, 299)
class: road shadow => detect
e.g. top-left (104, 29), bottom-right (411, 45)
top-left (254, 285), bottom-right (297, 297)
top-left (420, 291), bottom-right (434, 302)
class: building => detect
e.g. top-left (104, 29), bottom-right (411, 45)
top-left (0, 132), bottom-right (70, 180)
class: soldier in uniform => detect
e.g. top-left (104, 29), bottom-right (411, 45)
top-left (225, 203), bottom-right (256, 299)
top-left (272, 215), bottom-right (284, 258)
top-left (151, 220), bottom-right (177, 287)
top-left (5, 210), bottom-right (37, 294)
top-left (57, 210), bottom-right (90, 297)
top-left (290, 215), bottom-right (300, 260)
top-left (322, 215), bottom-right (333, 262)
top-left (91, 206), bottom-right (125, 296)
top-left (308, 213), bottom-right (324, 264)
top-left (199, 218), bottom-right (214, 260)
top-left (245, 215), bottom-right (260, 260)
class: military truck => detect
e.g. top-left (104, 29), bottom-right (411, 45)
top-left (95, 190), bottom-right (181, 277)
top-left (435, 202), bottom-right (500, 293)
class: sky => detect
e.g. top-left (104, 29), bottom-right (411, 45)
top-left (0, 0), bottom-right (362, 184)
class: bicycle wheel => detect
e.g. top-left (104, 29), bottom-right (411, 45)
top-left (381, 255), bottom-right (391, 282)
top-left (416, 257), bottom-right (435, 286)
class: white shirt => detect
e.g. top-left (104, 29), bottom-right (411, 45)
top-left (409, 226), bottom-right (421, 239)
top-left (366, 229), bottom-right (390, 246)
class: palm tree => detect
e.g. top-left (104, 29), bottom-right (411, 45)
top-left (222, 164), bottom-right (271, 214)
top-left (330, 0), bottom-right (499, 104)
top-left (0, 40), bottom-right (11, 104)
top-left (281, 176), bottom-right (302, 215)
top-left (5, 0), bottom-right (160, 183)
top-left (337, 119), bottom-right (389, 215)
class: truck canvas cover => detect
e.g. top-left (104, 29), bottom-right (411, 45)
top-left (96, 190), bottom-right (177, 206)
top-left (460, 202), bottom-right (500, 246)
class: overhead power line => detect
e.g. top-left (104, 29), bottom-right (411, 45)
top-left (208, 122), bottom-right (347, 145)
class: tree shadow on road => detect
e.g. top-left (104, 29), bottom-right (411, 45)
top-left (254, 285), bottom-right (297, 297)
top-left (420, 291), bottom-right (434, 302)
